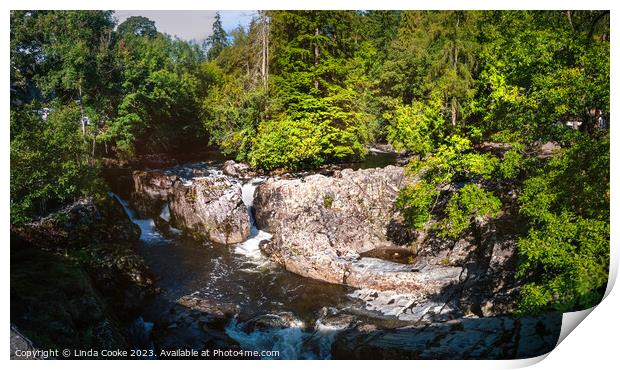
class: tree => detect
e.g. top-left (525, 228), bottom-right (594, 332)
top-left (116, 16), bottom-right (157, 38)
top-left (205, 12), bottom-right (229, 60)
top-left (379, 11), bottom-right (478, 127)
top-left (105, 31), bottom-right (207, 160)
top-left (516, 135), bottom-right (609, 313)
top-left (10, 103), bottom-right (100, 223)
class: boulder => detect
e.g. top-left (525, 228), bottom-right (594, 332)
top-left (130, 170), bottom-right (179, 218)
top-left (169, 176), bottom-right (251, 244)
top-left (222, 160), bottom-right (254, 179)
top-left (10, 326), bottom-right (42, 359)
top-left (176, 295), bottom-right (239, 318)
top-left (11, 196), bottom-right (157, 319)
top-left (253, 165), bottom-right (461, 294)
top-left (128, 165), bottom-right (252, 245)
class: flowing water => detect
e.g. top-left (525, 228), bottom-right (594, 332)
top-left (111, 151), bottom-right (403, 359)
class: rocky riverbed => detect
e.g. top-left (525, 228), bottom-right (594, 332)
top-left (11, 155), bottom-right (562, 359)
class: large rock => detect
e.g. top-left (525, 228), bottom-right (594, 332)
top-left (221, 160), bottom-right (255, 179)
top-left (169, 176), bottom-right (250, 244)
top-left (331, 314), bottom-right (562, 359)
top-left (253, 165), bottom-right (462, 294)
top-left (128, 165), bottom-right (251, 245)
top-left (130, 170), bottom-right (179, 217)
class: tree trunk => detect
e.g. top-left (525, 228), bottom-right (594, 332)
top-left (78, 84), bottom-right (86, 139)
top-left (566, 11), bottom-right (575, 32)
top-left (314, 27), bottom-right (320, 90)
top-left (260, 11), bottom-right (269, 93)
top-left (451, 96), bottom-right (457, 126)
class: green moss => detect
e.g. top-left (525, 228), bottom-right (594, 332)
top-left (323, 194), bottom-right (334, 209)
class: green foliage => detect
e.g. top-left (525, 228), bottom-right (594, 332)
top-left (396, 182), bottom-right (439, 229)
top-left (519, 136), bottom-right (609, 224)
top-left (387, 12), bottom-right (608, 317)
top-left (498, 147), bottom-right (525, 179)
top-left (117, 16), bottom-right (157, 38)
top-left (200, 58), bottom-right (266, 161)
top-left (396, 132), bottom-right (505, 238)
top-left (10, 104), bottom-right (101, 223)
top-left (248, 118), bottom-right (323, 170)
top-left (257, 10), bottom-right (377, 168)
top-left (323, 194), bottom-right (334, 209)
top-left (517, 214), bottom-right (609, 314)
top-left (516, 135), bottom-right (609, 313)
top-left (385, 99), bottom-right (443, 155)
top-left (439, 184), bottom-right (501, 238)
top-left (205, 12), bottom-right (229, 60)
top-left (475, 11), bottom-right (610, 139)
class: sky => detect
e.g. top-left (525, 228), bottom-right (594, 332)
top-left (113, 10), bottom-right (256, 42)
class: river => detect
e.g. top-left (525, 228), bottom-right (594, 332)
top-left (112, 151), bottom-right (404, 359)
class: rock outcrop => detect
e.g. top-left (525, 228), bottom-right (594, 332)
top-left (253, 166), bottom-right (462, 295)
top-left (10, 326), bottom-right (42, 359)
top-left (11, 197), bottom-right (156, 317)
top-left (151, 294), bottom-right (242, 354)
top-left (10, 196), bottom-right (156, 354)
top-left (253, 165), bottom-right (521, 318)
top-left (331, 313), bottom-right (562, 359)
top-left (131, 170), bottom-right (179, 217)
top-left (222, 160), bottom-right (255, 179)
top-left (169, 176), bottom-right (250, 244)
top-left (129, 164), bottom-right (251, 245)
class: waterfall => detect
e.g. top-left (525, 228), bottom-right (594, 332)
top-left (160, 203), bottom-right (171, 222)
top-left (235, 178), bottom-right (272, 262)
top-left (108, 192), bottom-right (168, 244)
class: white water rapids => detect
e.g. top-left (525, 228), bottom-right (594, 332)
top-left (234, 178), bottom-right (273, 265)
top-left (109, 192), bottom-right (168, 244)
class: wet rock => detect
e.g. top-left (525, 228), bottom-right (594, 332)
top-left (254, 166), bottom-right (465, 297)
top-left (176, 295), bottom-right (239, 318)
top-left (240, 312), bottom-right (304, 333)
top-left (222, 160), bottom-right (254, 179)
top-left (169, 176), bottom-right (251, 244)
top-left (331, 314), bottom-right (562, 359)
top-left (11, 196), bottom-right (157, 321)
top-left (127, 164), bottom-right (251, 245)
top-left (10, 326), bottom-right (42, 360)
top-left (130, 170), bottom-right (179, 218)
top-left (254, 166), bottom-right (416, 287)
top-left (359, 247), bottom-right (415, 264)
top-left (10, 242), bottom-right (131, 353)
top-left (316, 308), bottom-right (357, 330)
top-left (365, 143), bottom-right (405, 155)
top-left (128, 317), bottom-right (154, 351)
top-left (346, 257), bottom-right (462, 294)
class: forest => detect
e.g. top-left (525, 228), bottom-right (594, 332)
top-left (10, 10), bottom-right (609, 319)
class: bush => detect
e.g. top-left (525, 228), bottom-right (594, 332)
top-left (396, 181), bottom-right (439, 229)
top-left (249, 118), bottom-right (324, 170)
